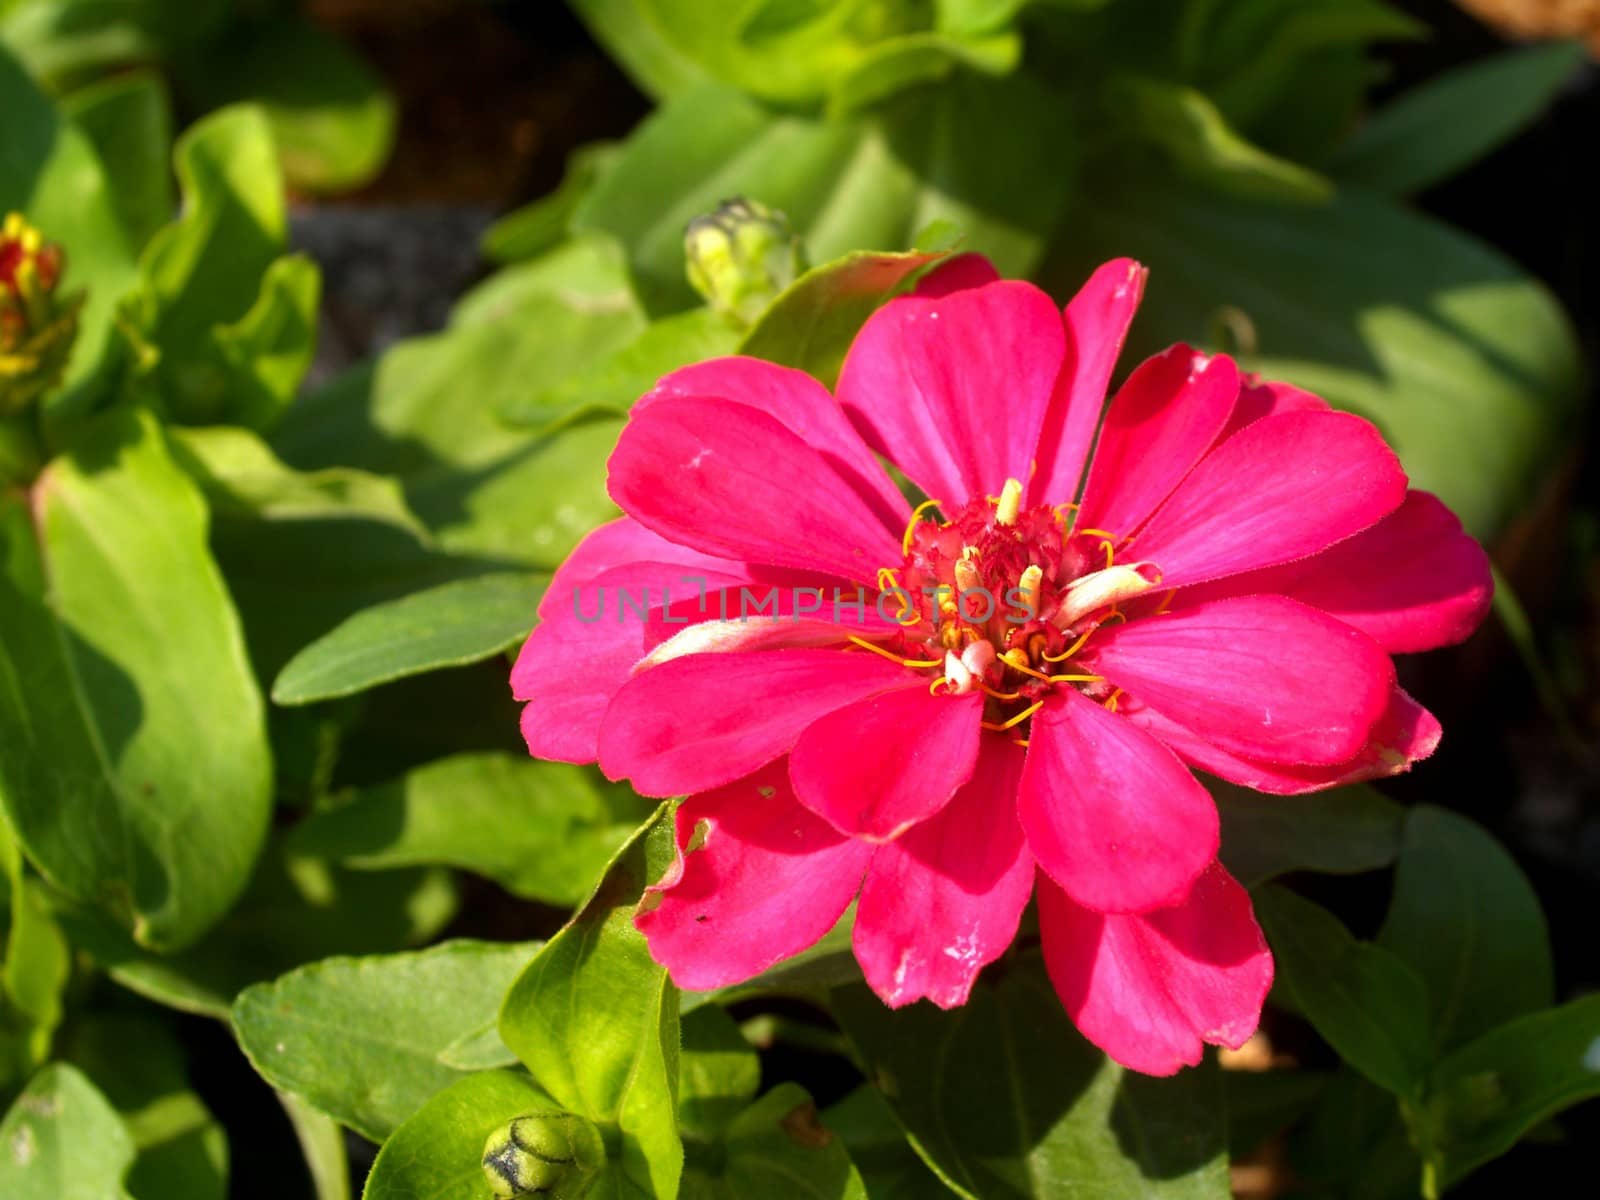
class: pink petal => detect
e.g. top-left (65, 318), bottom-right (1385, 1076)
top-left (635, 761), bottom-right (873, 991)
top-left (913, 253), bottom-right (1001, 298)
top-left (1028, 258), bottom-right (1147, 507)
top-left (1076, 346), bottom-right (1240, 538)
top-left (1125, 686), bottom-right (1441, 795)
top-left (789, 685), bottom-right (984, 841)
top-left (1178, 490), bottom-right (1493, 654)
top-left (1018, 689), bottom-right (1218, 914)
top-left (512, 518), bottom-right (757, 763)
top-left (1039, 861), bottom-right (1273, 1076)
top-left (609, 396), bottom-right (903, 584)
top-left (1217, 376), bottom-right (1330, 441)
top-left (1131, 410), bottom-right (1408, 588)
top-left (643, 585), bottom-right (900, 653)
top-left (853, 736), bottom-right (1034, 1008)
top-left (1080, 595), bottom-right (1395, 766)
top-left (838, 279), bottom-right (1065, 508)
top-left (598, 648), bottom-right (921, 797)
top-left (642, 356), bottom-right (909, 533)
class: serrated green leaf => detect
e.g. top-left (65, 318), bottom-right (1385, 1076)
top-left (1327, 42), bottom-right (1585, 196)
top-left (739, 248), bottom-right (947, 387)
top-left (1255, 885), bottom-right (1431, 1098)
top-left (0, 1063), bottom-right (136, 1199)
top-left (59, 69), bottom-right (174, 252)
top-left (362, 1069), bottom-right (559, 1200)
top-left (1426, 995), bottom-right (1600, 1188)
top-left (273, 573), bottom-right (546, 705)
top-left (499, 805), bottom-right (683, 1198)
top-left (833, 961), bottom-right (1230, 1198)
top-left (175, 15), bottom-right (396, 194)
top-left (233, 939), bottom-right (542, 1142)
top-left (1212, 781), bottom-right (1402, 887)
top-left (1376, 805), bottom-right (1552, 1054)
top-left (287, 753), bottom-right (655, 906)
top-left (0, 407), bottom-right (271, 951)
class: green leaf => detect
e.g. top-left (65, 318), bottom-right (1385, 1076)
top-left (740, 248), bottom-right (947, 387)
top-left (1059, 178), bottom-right (1583, 539)
top-left (1107, 74), bottom-right (1332, 202)
top-left (822, 1085), bottom-right (946, 1200)
top-left (501, 307), bottom-right (740, 431)
top-left (272, 573), bottom-right (546, 705)
top-left (679, 1005), bottom-right (761, 1140)
top-left (0, 46), bottom-right (139, 423)
top-left (233, 939), bottom-right (542, 1142)
top-left (1254, 885), bottom-right (1431, 1098)
top-left (1212, 781), bottom-right (1403, 887)
top-left (568, 0), bottom-right (712, 99)
top-left (482, 143), bottom-right (624, 264)
top-left (832, 961), bottom-right (1230, 1198)
top-left (1376, 805), bottom-right (1552, 1054)
top-left (119, 104), bottom-right (319, 428)
top-left (1327, 42), bottom-right (1586, 196)
top-left (55, 837), bottom-right (458, 1019)
top-left (362, 1070), bottom-right (558, 1200)
top-left (287, 753), bottom-right (655, 907)
top-left (1426, 995), bottom-right (1600, 1188)
top-left (175, 15), bottom-right (396, 194)
top-left (2, 811), bottom-right (69, 1081)
top-left (0, 1063), bottom-right (136, 1199)
top-left (0, 407), bottom-right (271, 950)
top-left (1222, 1069), bottom-right (1328, 1156)
top-left (576, 76), bottom-right (1073, 314)
top-left (59, 70), bottom-right (174, 251)
top-left (279, 1092), bottom-right (350, 1200)
top-left (683, 1083), bottom-right (868, 1200)
top-left (499, 805), bottom-right (683, 1198)
top-left (66, 1013), bottom-right (228, 1200)
top-left (166, 425), bottom-right (426, 534)
top-left (826, 29), bottom-right (1020, 117)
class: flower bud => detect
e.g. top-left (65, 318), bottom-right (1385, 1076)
top-left (684, 198), bottom-right (806, 326)
top-left (481, 1110), bottom-right (605, 1199)
top-left (0, 212), bottom-right (83, 417)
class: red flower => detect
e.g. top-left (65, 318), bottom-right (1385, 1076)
top-left (511, 256), bottom-right (1492, 1074)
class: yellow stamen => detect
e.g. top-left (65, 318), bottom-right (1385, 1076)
top-left (1015, 564), bottom-right (1043, 620)
top-left (953, 555), bottom-right (981, 595)
top-left (982, 700), bottom-right (1043, 732)
top-left (876, 567), bottom-right (901, 592)
top-left (1104, 688), bottom-right (1124, 713)
top-left (901, 497), bottom-right (943, 554)
top-left (1076, 527), bottom-right (1115, 540)
top-left (846, 635), bottom-right (942, 669)
top-left (1007, 658), bottom-right (1055, 683)
top-left (1044, 625), bottom-right (1097, 662)
top-left (930, 678), bottom-right (952, 696)
top-left (1012, 737), bottom-right (1030, 748)
top-left (1048, 672), bottom-right (1104, 684)
top-left (995, 478), bottom-right (1023, 526)
top-left (1154, 588), bottom-right (1177, 615)
top-left (979, 680), bottom-right (1025, 702)
top-left (1101, 541), bottom-right (1115, 570)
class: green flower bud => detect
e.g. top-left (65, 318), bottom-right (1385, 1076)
top-left (481, 1110), bottom-right (605, 1199)
top-left (684, 198), bottom-right (806, 327)
top-left (0, 212), bottom-right (84, 418)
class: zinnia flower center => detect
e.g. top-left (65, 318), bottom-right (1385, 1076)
top-left (859, 478), bottom-right (1166, 741)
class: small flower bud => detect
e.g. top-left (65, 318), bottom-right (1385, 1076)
top-left (684, 198), bottom-right (807, 326)
top-left (0, 212), bottom-right (83, 417)
top-left (481, 1110), bottom-right (605, 1199)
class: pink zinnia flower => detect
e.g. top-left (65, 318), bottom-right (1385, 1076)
top-left (511, 255), bottom-right (1492, 1075)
